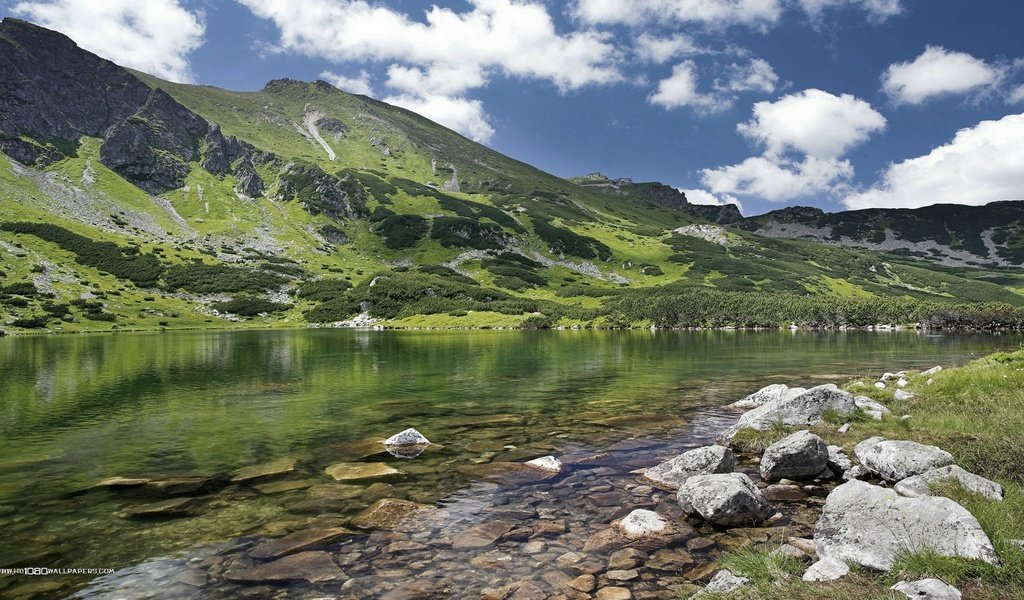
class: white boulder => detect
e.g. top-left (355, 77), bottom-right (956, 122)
top-left (525, 455), bottom-right (562, 473)
top-left (729, 384), bottom-right (806, 409)
top-left (891, 578), bottom-right (961, 600)
top-left (895, 465), bottom-right (1003, 502)
top-left (723, 384), bottom-right (857, 438)
top-left (384, 428), bottom-right (430, 446)
top-left (677, 473), bottom-right (774, 526)
top-left (642, 445), bottom-right (735, 490)
top-left (814, 480), bottom-right (999, 571)
top-left (854, 438), bottom-right (954, 482)
top-left (802, 557), bottom-right (849, 582)
top-left (695, 570), bottom-right (750, 596)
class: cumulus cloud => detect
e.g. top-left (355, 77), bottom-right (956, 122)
top-left (701, 156), bottom-right (853, 201)
top-left (573, 0), bottom-right (782, 29)
top-left (239, 0), bottom-right (620, 141)
top-left (882, 46), bottom-right (1003, 105)
top-left (648, 61), bottom-right (727, 113)
top-left (320, 70), bottom-right (374, 96)
top-left (12, 0), bottom-right (205, 82)
top-left (1011, 84), bottom-right (1024, 105)
top-left (843, 113), bottom-right (1024, 209)
top-left (635, 33), bottom-right (703, 63)
top-left (679, 188), bottom-right (744, 213)
top-left (798, 0), bottom-right (903, 21)
top-left (702, 89), bottom-right (885, 201)
top-left (716, 58), bottom-right (779, 94)
top-left (737, 89), bottom-right (886, 158)
top-left (385, 94), bottom-right (495, 144)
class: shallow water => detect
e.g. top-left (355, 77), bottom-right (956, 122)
top-left (0, 329), bottom-right (1019, 598)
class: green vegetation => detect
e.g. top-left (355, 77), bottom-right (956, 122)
top-left (210, 295), bottom-right (292, 317)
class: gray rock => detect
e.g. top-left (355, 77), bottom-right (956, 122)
top-left (760, 430), bottom-right (828, 482)
top-left (695, 570), bottom-right (750, 596)
top-left (891, 578), bottom-right (961, 599)
top-left (728, 384), bottom-right (805, 409)
top-left (894, 390), bottom-right (915, 401)
top-left (854, 395), bottom-right (891, 417)
top-left (723, 384), bottom-right (857, 438)
top-left (802, 557), bottom-right (849, 581)
top-left (827, 445), bottom-right (853, 473)
top-left (814, 480), bottom-right (999, 571)
top-left (895, 465), bottom-right (1003, 501)
top-left (854, 438), bottom-right (955, 482)
top-left (843, 464), bottom-right (869, 481)
top-left (921, 366), bottom-right (943, 376)
top-left (677, 473), bottom-right (774, 526)
top-left (642, 445), bottom-right (735, 490)
top-left (525, 455), bottom-right (562, 473)
top-left (837, 423), bottom-right (851, 433)
top-left (383, 428), bottom-right (430, 446)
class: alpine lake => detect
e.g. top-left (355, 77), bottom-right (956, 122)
top-left (0, 329), bottom-right (1020, 599)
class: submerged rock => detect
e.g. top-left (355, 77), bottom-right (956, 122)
top-left (891, 578), bottom-right (961, 600)
top-left (677, 473), bottom-right (774, 526)
top-left (305, 483), bottom-right (365, 500)
top-left (759, 431), bottom-right (828, 482)
top-left (457, 462), bottom-right (559, 485)
top-left (119, 497), bottom-right (196, 519)
top-left (451, 520), bottom-right (515, 549)
top-left (814, 480), bottom-right (999, 571)
top-left (723, 385), bottom-right (857, 438)
top-left (230, 458), bottom-right (297, 483)
top-left (583, 509), bottom-right (688, 553)
top-left (350, 498), bottom-right (445, 532)
top-left (894, 465), bottom-right (1003, 501)
top-left (225, 551), bottom-right (346, 584)
top-left (324, 462), bottom-right (401, 482)
top-left (249, 527), bottom-right (355, 559)
top-left (642, 445), bottom-right (735, 490)
top-left (854, 438), bottom-right (954, 482)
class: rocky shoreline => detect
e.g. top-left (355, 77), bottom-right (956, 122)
top-left (40, 364), bottom-right (1010, 600)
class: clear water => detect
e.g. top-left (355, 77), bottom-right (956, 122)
top-left (0, 329), bottom-right (1019, 598)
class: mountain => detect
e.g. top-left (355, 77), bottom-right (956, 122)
top-left (1, 18), bottom-right (1022, 333)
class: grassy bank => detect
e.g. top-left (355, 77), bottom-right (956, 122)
top-left (703, 349), bottom-right (1024, 599)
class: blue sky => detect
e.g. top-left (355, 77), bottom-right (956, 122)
top-left (4, 0), bottom-right (1024, 216)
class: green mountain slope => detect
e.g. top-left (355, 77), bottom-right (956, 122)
top-left (1, 18), bottom-right (1022, 334)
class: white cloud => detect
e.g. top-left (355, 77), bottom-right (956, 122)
top-left (239, 0), bottom-right (621, 142)
top-left (798, 0), bottom-right (903, 21)
top-left (13, 0), bottom-right (205, 83)
top-left (679, 188), bottom-right (744, 213)
top-left (738, 88), bottom-right (886, 158)
top-left (573, 0), bottom-right (783, 29)
top-left (384, 94), bottom-right (495, 144)
top-left (716, 58), bottom-right (779, 93)
top-left (239, 0), bottom-right (620, 91)
top-left (882, 46), bottom-right (1003, 105)
top-left (701, 156), bottom-right (853, 201)
top-left (320, 70), bottom-right (374, 96)
top-left (700, 89), bottom-right (884, 202)
top-left (648, 61), bottom-right (728, 112)
top-left (843, 113), bottom-right (1024, 209)
top-left (1011, 84), bottom-right (1024, 105)
top-left (635, 33), bottom-right (703, 63)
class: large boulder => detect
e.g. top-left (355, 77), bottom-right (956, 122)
top-left (891, 578), bottom-right (961, 600)
top-left (854, 438), bottom-right (954, 482)
top-left (760, 431), bottom-right (828, 482)
top-left (642, 445), bottom-right (735, 490)
top-left (722, 385), bottom-right (857, 438)
top-left (814, 480), bottom-right (999, 571)
top-left (894, 465), bottom-right (1003, 502)
top-left (728, 384), bottom-right (806, 409)
top-left (677, 473), bottom-right (774, 527)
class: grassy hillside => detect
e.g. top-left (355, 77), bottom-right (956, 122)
top-left (2, 33), bottom-right (1024, 334)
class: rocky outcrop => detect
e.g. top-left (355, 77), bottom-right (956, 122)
top-left (760, 431), bottom-right (828, 482)
top-left (854, 438), bottom-right (954, 482)
top-left (277, 163), bottom-right (366, 221)
top-left (677, 473), bottom-right (775, 526)
top-left (642, 445), bottom-right (735, 490)
top-left (233, 156), bottom-right (264, 197)
top-left (894, 465), bottom-right (1003, 501)
top-left (723, 384), bottom-right (857, 438)
top-left (814, 480), bottom-right (999, 571)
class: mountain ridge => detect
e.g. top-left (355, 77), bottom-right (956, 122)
top-left (2, 17), bottom-right (1023, 334)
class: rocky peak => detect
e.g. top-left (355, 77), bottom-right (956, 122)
top-left (759, 206), bottom-right (826, 223)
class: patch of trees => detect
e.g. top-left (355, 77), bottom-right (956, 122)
top-left (532, 217), bottom-right (611, 260)
top-left (430, 217), bottom-right (507, 250)
top-left (211, 296), bottom-right (292, 317)
top-left (162, 262), bottom-right (287, 294)
top-left (378, 214), bottom-right (428, 249)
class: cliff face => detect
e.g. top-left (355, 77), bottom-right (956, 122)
top-left (0, 18), bottom-right (264, 195)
